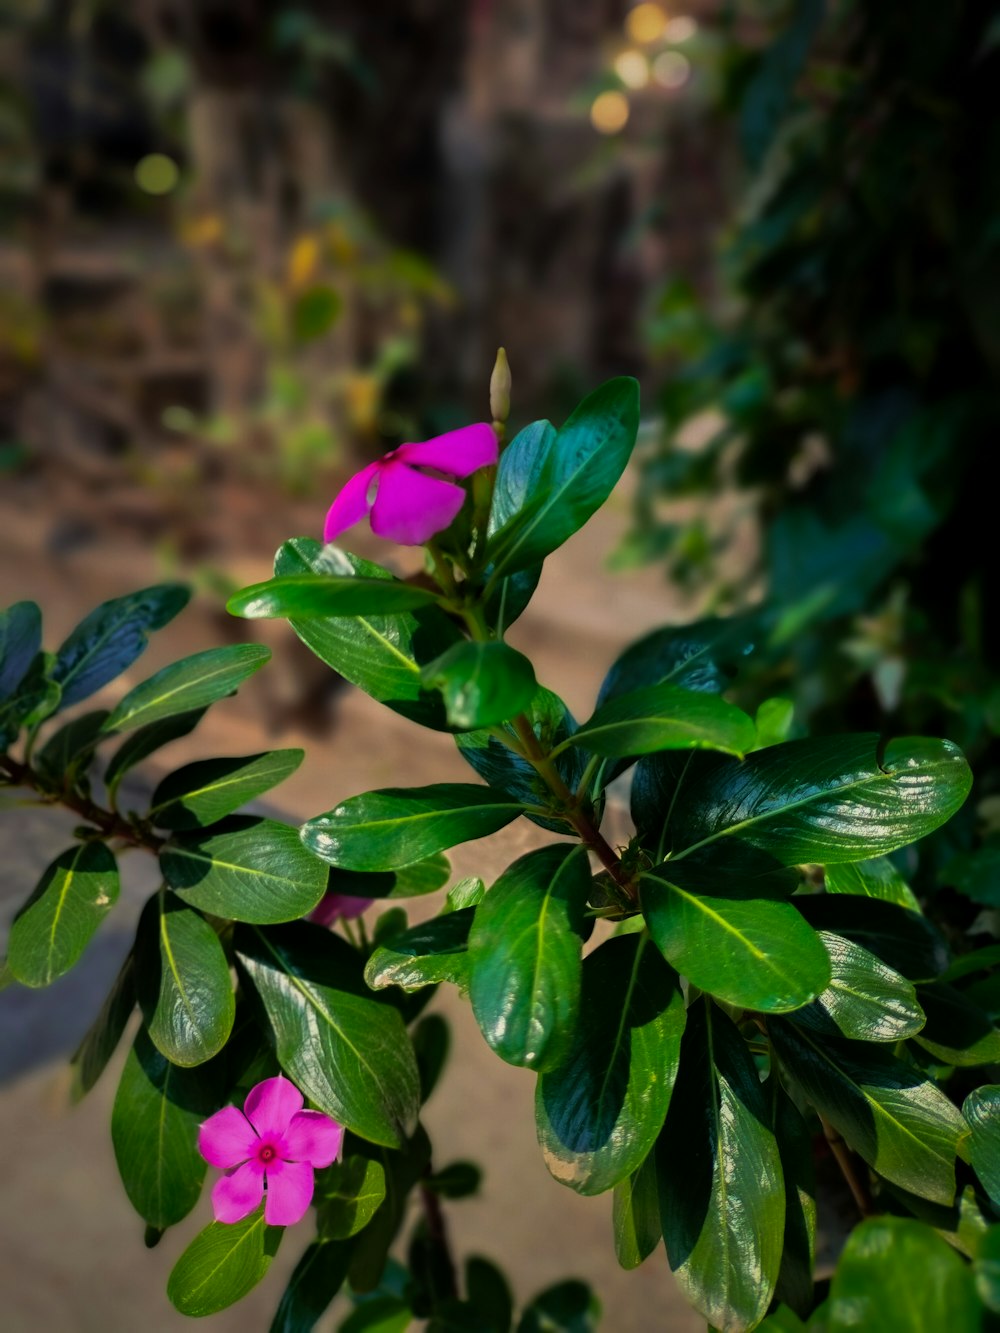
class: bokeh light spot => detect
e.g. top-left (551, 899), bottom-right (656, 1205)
top-left (664, 16), bottom-right (698, 43)
top-left (653, 51), bottom-right (691, 90)
top-left (591, 90), bottom-right (630, 135)
top-left (625, 3), bottom-right (667, 45)
top-left (614, 50), bottom-right (650, 90)
top-left (135, 153), bottom-right (179, 195)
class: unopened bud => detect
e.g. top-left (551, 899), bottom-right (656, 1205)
top-left (490, 347), bottom-right (511, 425)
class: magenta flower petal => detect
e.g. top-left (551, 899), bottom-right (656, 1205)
top-left (198, 1106), bottom-right (257, 1169)
top-left (284, 1110), bottom-right (345, 1167)
top-left (394, 423), bottom-right (498, 477)
top-left (323, 461), bottom-right (381, 543)
top-left (212, 1160), bottom-right (265, 1223)
top-left (263, 1158), bottom-right (315, 1226)
top-left (308, 892), bottom-right (372, 927)
top-left (371, 465), bottom-right (466, 545)
top-left (244, 1075), bottom-right (303, 1137)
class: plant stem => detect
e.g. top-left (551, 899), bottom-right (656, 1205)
top-left (0, 753), bottom-right (164, 851)
top-left (818, 1113), bottom-right (876, 1219)
top-left (419, 1179), bottom-right (459, 1301)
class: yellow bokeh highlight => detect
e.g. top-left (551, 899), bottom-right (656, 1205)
top-left (614, 50), bottom-right (649, 90)
top-left (180, 213), bottom-right (223, 247)
top-left (590, 90), bottom-right (630, 135)
top-left (625, 3), bottom-right (667, 45)
top-left (288, 234), bottom-right (320, 289)
top-left (135, 153), bottom-right (179, 195)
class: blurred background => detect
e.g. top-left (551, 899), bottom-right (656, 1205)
top-left (2, 0), bottom-right (999, 1327)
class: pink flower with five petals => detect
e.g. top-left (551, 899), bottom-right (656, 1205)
top-left (198, 1074), bottom-right (344, 1226)
top-left (323, 423), bottom-right (498, 546)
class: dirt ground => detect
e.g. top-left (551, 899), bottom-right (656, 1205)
top-left (0, 465), bottom-right (707, 1331)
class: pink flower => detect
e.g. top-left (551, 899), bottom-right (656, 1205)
top-left (324, 423), bottom-right (498, 546)
top-left (308, 892), bottom-right (371, 927)
top-left (198, 1075), bottom-right (344, 1226)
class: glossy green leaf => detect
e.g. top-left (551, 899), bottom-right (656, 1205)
top-left (70, 953), bottom-right (136, 1100)
top-left (792, 895), bottom-right (949, 982)
top-left (269, 1239), bottom-right (352, 1333)
top-left (228, 573), bottom-right (441, 620)
top-left (824, 856), bottom-right (920, 910)
top-left (325, 855), bottom-right (452, 905)
top-left (167, 1207), bottom-right (283, 1317)
top-left (770, 1018), bottom-right (966, 1204)
top-left (754, 697), bottom-right (795, 749)
top-left (420, 639), bottom-right (537, 730)
top-left (236, 923), bottom-right (420, 1147)
top-left (301, 784), bottom-right (526, 872)
top-left (111, 1027), bottom-right (216, 1228)
top-left (7, 842), bottom-right (120, 987)
top-left (516, 1280), bottom-right (600, 1333)
top-left (364, 908), bottom-right (474, 992)
top-left (34, 709), bottom-right (110, 785)
top-left (136, 893), bottom-right (234, 1066)
top-left (0, 650), bottom-right (60, 745)
top-left (273, 539), bottom-right (462, 730)
top-left (772, 1082), bottom-right (816, 1318)
top-left (486, 377), bottom-right (640, 581)
top-left (915, 982), bottom-right (1000, 1066)
top-left (469, 846), bottom-right (590, 1070)
top-left (977, 1225), bottom-right (1000, 1314)
top-left (317, 1157), bottom-right (387, 1239)
top-left (657, 735), bottom-right (971, 865)
top-left (149, 749), bottom-right (304, 830)
top-left (963, 1087), bottom-right (1000, 1208)
top-left (535, 933), bottom-right (685, 1195)
top-left (102, 644), bottom-right (270, 733)
top-left (641, 867), bottom-right (830, 1012)
top-left (596, 615), bottom-right (756, 710)
top-left (103, 707), bottom-right (207, 801)
top-left (555, 681), bottom-right (755, 761)
top-left (612, 1153), bottom-right (662, 1270)
top-left (826, 1216), bottom-right (980, 1333)
top-left (161, 816), bottom-right (327, 923)
top-left (0, 600), bottom-right (41, 701)
top-left (52, 584), bottom-right (190, 710)
top-left (793, 933), bottom-right (925, 1042)
top-left (657, 999), bottom-right (784, 1333)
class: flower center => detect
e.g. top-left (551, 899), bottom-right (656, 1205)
top-left (254, 1139), bottom-right (280, 1167)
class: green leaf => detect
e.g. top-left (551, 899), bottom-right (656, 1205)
top-left (656, 999), bottom-right (785, 1332)
top-left (941, 838), bottom-right (1000, 906)
top-left (161, 816), bottom-right (327, 923)
top-left (69, 953), bottom-right (136, 1099)
top-left (136, 892), bottom-right (235, 1066)
top-left (612, 1153), bottom-right (662, 1270)
top-left (167, 1207), bottom-right (283, 1317)
top-left (0, 650), bottom-right (60, 745)
top-left (7, 842), bottom-right (120, 987)
top-left (317, 1157), bottom-right (387, 1240)
top-left (425, 1161), bottom-right (481, 1199)
top-left (149, 749), bottom-right (304, 830)
top-left (596, 615), bottom-right (755, 710)
top-left (770, 1019), bottom-right (966, 1205)
top-left (273, 539), bottom-right (462, 730)
top-left (535, 933), bottom-right (685, 1195)
top-left (325, 854), bottom-right (452, 904)
top-left (236, 923), bottom-right (420, 1146)
top-left (52, 584), bottom-right (190, 710)
top-left (792, 933), bottom-right (926, 1042)
top-left (338, 1297), bottom-right (411, 1332)
top-left (826, 1216), bottom-right (981, 1333)
top-left (34, 709), bottom-right (110, 786)
top-left (963, 1087), bottom-right (1000, 1208)
top-left (464, 1256), bottom-right (513, 1333)
top-left (420, 640), bottom-right (537, 730)
top-left (794, 895), bottom-right (949, 981)
top-left (301, 784), bottom-right (526, 872)
top-left (103, 707), bottom-right (206, 801)
top-left (640, 866), bottom-right (830, 1012)
top-left (292, 285), bottom-right (342, 340)
top-left (824, 856), bottom-right (921, 910)
top-left (102, 644), bottom-right (270, 733)
top-left (111, 1026), bottom-right (216, 1228)
top-left (486, 378), bottom-right (640, 581)
top-left (516, 1280), bottom-right (600, 1333)
top-left (771, 1082), bottom-right (816, 1319)
top-left (228, 573), bottom-right (441, 620)
top-left (0, 600), bottom-right (41, 701)
top-left (364, 908), bottom-right (475, 992)
top-left (466, 846), bottom-right (588, 1069)
top-left (914, 982), bottom-right (1000, 1066)
top-left (270, 1240), bottom-right (352, 1333)
top-left (555, 681), bottom-right (755, 761)
top-left (270, 1239), bottom-right (352, 1333)
top-left (656, 736), bottom-right (972, 865)
top-left (754, 697), bottom-right (795, 749)
top-left (976, 1225), bottom-right (1000, 1314)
